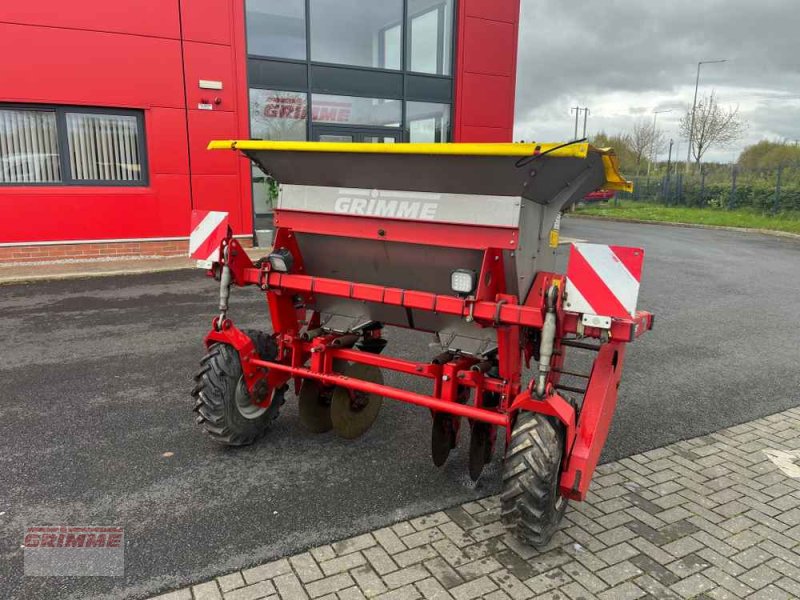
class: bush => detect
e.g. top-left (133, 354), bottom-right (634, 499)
top-left (623, 175), bottom-right (800, 212)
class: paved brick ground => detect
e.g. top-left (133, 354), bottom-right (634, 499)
top-left (150, 407), bottom-right (800, 600)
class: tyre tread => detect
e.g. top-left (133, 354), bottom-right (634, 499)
top-left (501, 411), bottom-right (568, 547)
top-left (190, 329), bottom-right (281, 446)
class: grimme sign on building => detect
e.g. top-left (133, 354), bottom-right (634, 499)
top-left (260, 95), bottom-right (353, 123)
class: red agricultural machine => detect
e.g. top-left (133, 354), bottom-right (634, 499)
top-left (190, 140), bottom-right (653, 546)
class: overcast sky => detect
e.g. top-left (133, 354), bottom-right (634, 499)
top-left (513, 0), bottom-right (800, 162)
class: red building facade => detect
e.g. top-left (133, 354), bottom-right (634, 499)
top-left (0, 0), bottom-right (519, 261)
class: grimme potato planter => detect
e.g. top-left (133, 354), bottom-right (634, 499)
top-left (191, 140), bottom-right (653, 546)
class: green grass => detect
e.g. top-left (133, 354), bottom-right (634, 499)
top-left (574, 200), bottom-right (800, 234)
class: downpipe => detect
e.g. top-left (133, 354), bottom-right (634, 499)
top-left (534, 285), bottom-right (558, 398)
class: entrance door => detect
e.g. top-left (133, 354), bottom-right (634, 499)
top-left (312, 125), bottom-right (401, 143)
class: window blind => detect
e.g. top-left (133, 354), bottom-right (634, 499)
top-left (0, 109), bottom-right (61, 183)
top-left (66, 113), bottom-right (141, 182)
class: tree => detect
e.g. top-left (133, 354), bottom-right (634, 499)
top-left (680, 90), bottom-right (746, 165)
top-left (738, 140), bottom-right (800, 170)
top-left (629, 118), bottom-right (667, 175)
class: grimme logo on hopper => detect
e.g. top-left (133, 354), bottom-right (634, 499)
top-left (334, 189), bottom-right (439, 220)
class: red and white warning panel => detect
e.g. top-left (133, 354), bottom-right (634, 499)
top-left (564, 243), bottom-right (644, 319)
top-left (189, 210), bottom-right (228, 268)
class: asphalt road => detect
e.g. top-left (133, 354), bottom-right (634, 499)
top-left (1, 219), bottom-right (799, 599)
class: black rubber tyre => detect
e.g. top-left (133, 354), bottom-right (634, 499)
top-left (191, 329), bottom-right (284, 446)
top-left (500, 411), bottom-right (568, 547)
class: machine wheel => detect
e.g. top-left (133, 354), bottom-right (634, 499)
top-left (501, 411), bottom-right (568, 547)
top-left (330, 362), bottom-right (383, 439)
top-left (191, 330), bottom-right (283, 446)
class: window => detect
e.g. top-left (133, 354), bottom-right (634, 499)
top-left (408, 0), bottom-right (453, 75)
top-left (246, 0), bottom-right (307, 60)
top-left (65, 112), bottom-right (142, 182)
top-left (310, 0), bottom-right (403, 70)
top-left (0, 105), bottom-right (146, 185)
top-left (382, 24), bottom-right (402, 71)
top-left (311, 94), bottom-right (401, 127)
top-left (250, 89), bottom-right (309, 141)
top-left (0, 108), bottom-right (60, 183)
top-left (249, 89), bottom-right (308, 216)
top-left (407, 101), bottom-right (450, 142)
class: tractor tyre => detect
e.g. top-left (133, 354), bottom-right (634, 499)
top-left (500, 411), bottom-right (568, 547)
top-left (191, 329), bottom-right (284, 446)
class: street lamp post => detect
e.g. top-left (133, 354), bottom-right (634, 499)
top-left (582, 108), bottom-right (590, 138)
top-left (647, 109), bottom-right (672, 178)
top-left (686, 59), bottom-right (727, 173)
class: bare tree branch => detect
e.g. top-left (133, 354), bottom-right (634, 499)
top-left (629, 119), bottom-right (655, 175)
top-left (679, 90), bottom-right (747, 164)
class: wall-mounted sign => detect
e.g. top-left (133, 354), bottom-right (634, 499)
top-left (263, 96), bottom-right (352, 123)
top-left (199, 80), bottom-right (223, 90)
top-left (198, 103), bottom-right (213, 111)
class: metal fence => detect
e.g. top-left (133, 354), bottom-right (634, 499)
top-left (619, 164), bottom-right (800, 214)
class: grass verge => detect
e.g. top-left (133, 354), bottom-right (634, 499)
top-left (574, 200), bottom-right (800, 234)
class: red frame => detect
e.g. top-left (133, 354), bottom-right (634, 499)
top-left (204, 215), bottom-right (653, 501)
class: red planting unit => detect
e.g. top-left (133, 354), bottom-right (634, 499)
top-left (190, 140), bottom-right (653, 546)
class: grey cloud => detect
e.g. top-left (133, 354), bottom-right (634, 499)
top-left (514, 0), bottom-right (800, 158)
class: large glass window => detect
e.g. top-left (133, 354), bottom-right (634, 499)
top-left (249, 89), bottom-right (308, 216)
top-left (246, 0), bottom-right (307, 60)
top-left (312, 94), bottom-right (401, 127)
top-left (0, 106), bottom-right (145, 185)
top-left (408, 0), bottom-right (453, 75)
top-left (407, 101), bottom-right (450, 142)
top-left (310, 0), bottom-right (403, 70)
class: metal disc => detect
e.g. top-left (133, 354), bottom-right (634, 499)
top-left (331, 363), bottom-right (384, 439)
top-left (431, 412), bottom-right (458, 467)
top-left (469, 422), bottom-right (492, 481)
top-left (298, 380), bottom-right (332, 433)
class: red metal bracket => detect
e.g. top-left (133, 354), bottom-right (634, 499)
top-left (508, 390), bottom-right (577, 460)
top-left (220, 237), bottom-right (255, 286)
top-left (558, 341), bottom-right (627, 500)
top-left (204, 322), bottom-right (289, 408)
